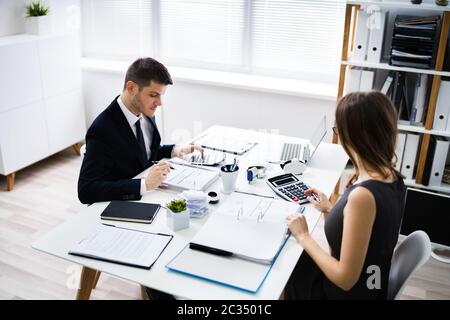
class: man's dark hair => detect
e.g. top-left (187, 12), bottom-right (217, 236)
top-left (123, 57), bottom-right (173, 90)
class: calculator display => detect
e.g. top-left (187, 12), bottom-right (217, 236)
top-left (274, 177), bottom-right (296, 186)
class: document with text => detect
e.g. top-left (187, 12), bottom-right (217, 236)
top-left (68, 224), bottom-right (172, 269)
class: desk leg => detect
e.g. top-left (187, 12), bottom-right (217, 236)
top-left (92, 271), bottom-right (101, 289)
top-left (76, 266), bottom-right (97, 300)
top-left (72, 143), bottom-right (81, 156)
top-left (140, 285), bottom-right (149, 300)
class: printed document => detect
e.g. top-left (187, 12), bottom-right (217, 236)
top-left (69, 224), bottom-right (172, 268)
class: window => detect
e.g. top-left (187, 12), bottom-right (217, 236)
top-left (82, 0), bottom-right (153, 60)
top-left (81, 0), bottom-right (345, 83)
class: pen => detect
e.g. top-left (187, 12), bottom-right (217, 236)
top-left (311, 192), bottom-right (320, 202)
top-left (151, 161), bottom-right (175, 170)
top-left (189, 242), bottom-right (233, 257)
top-left (234, 190), bottom-right (276, 199)
top-left (297, 206), bottom-right (305, 214)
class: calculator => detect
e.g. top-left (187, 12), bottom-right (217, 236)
top-left (266, 173), bottom-right (310, 204)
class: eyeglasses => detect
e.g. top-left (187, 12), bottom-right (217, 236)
top-left (332, 126), bottom-right (338, 135)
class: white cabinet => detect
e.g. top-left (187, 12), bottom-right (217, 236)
top-left (0, 33), bottom-right (86, 188)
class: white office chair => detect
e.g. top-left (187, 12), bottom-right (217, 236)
top-left (387, 230), bottom-right (431, 300)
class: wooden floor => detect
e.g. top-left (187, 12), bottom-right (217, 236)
top-left (0, 148), bottom-right (449, 300)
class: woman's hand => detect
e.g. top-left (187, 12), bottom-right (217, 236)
top-left (286, 213), bottom-right (310, 244)
top-left (305, 187), bottom-right (333, 214)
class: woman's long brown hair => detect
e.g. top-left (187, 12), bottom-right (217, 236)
top-left (335, 91), bottom-right (404, 187)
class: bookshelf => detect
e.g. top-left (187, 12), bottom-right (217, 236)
top-left (336, 0), bottom-right (450, 194)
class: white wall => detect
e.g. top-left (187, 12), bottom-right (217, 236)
top-left (82, 70), bottom-right (336, 145)
top-left (0, 0), bottom-right (80, 36)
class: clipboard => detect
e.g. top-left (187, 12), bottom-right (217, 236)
top-left (69, 224), bottom-right (173, 269)
top-left (165, 234), bottom-right (290, 293)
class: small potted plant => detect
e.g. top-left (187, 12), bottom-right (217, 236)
top-left (25, 1), bottom-right (51, 35)
top-left (166, 199), bottom-right (190, 231)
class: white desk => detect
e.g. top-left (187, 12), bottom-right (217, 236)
top-left (32, 125), bottom-right (348, 300)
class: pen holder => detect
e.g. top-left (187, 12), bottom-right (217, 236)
top-left (220, 164), bottom-right (239, 194)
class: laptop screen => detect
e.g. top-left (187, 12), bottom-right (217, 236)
top-left (307, 115), bottom-right (327, 159)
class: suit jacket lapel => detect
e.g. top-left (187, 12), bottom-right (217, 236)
top-left (146, 115), bottom-right (162, 161)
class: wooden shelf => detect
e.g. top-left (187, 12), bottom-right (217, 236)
top-left (398, 124), bottom-right (450, 137)
top-left (405, 179), bottom-right (450, 194)
top-left (398, 123), bottom-right (426, 134)
top-left (341, 60), bottom-right (450, 77)
top-left (347, 0), bottom-right (450, 12)
top-left (339, 3), bottom-right (450, 186)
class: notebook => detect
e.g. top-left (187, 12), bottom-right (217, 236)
top-left (69, 224), bottom-right (173, 269)
top-left (100, 201), bottom-right (161, 224)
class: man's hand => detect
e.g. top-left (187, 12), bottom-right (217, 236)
top-left (145, 161), bottom-right (171, 191)
top-left (172, 144), bottom-right (204, 160)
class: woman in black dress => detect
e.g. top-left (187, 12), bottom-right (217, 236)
top-left (285, 91), bottom-right (407, 300)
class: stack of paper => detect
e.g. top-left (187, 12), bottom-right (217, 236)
top-left (163, 163), bottom-right (219, 191)
top-left (179, 190), bottom-right (209, 218)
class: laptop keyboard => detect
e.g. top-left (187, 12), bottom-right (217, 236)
top-left (280, 143), bottom-right (302, 162)
top-left (280, 143), bottom-right (311, 162)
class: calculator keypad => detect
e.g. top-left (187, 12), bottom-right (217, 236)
top-left (280, 182), bottom-right (309, 203)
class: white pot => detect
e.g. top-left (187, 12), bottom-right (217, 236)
top-left (166, 209), bottom-right (190, 231)
top-left (25, 16), bottom-right (51, 35)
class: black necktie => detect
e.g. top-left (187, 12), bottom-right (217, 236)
top-left (135, 119), bottom-right (147, 161)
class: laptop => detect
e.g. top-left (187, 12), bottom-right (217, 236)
top-left (270, 115), bottom-right (327, 163)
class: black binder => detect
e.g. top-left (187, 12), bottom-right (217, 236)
top-left (100, 200), bottom-right (161, 224)
top-left (422, 136), bottom-right (437, 186)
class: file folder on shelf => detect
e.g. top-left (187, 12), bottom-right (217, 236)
top-left (395, 132), bottom-right (407, 171)
top-left (345, 67), bottom-right (362, 94)
top-left (422, 136), bottom-right (449, 186)
top-left (401, 133), bottom-right (420, 180)
top-left (410, 74), bottom-right (428, 125)
top-left (433, 80), bottom-right (450, 131)
top-left (367, 10), bottom-right (387, 63)
top-left (360, 70), bottom-right (374, 91)
top-left (352, 9), bottom-right (369, 61)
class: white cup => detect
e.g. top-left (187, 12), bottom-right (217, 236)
top-left (220, 164), bottom-right (239, 194)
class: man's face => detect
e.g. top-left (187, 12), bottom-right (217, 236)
top-left (130, 81), bottom-right (167, 117)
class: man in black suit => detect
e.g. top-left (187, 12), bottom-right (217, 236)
top-left (78, 57), bottom-right (202, 204)
top-left (78, 58), bottom-right (201, 299)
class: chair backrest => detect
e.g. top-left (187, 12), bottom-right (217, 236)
top-left (387, 230), bottom-right (431, 300)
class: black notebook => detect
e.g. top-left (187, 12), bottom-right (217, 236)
top-left (100, 201), bottom-right (161, 224)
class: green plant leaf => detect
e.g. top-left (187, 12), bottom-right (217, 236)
top-left (166, 199), bottom-right (187, 213)
top-left (25, 1), bottom-right (49, 17)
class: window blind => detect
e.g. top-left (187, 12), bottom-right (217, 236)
top-left (82, 0), bottom-right (153, 60)
top-left (252, 0), bottom-right (345, 82)
top-left (159, 0), bottom-right (245, 70)
top-left (81, 0), bottom-right (345, 82)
